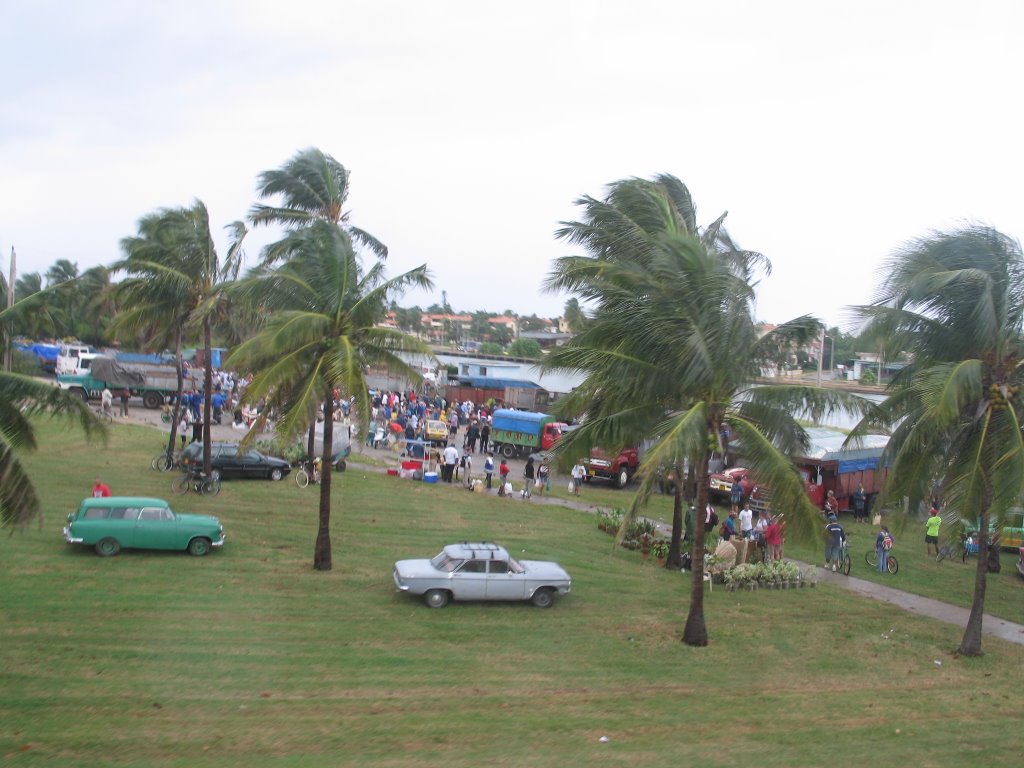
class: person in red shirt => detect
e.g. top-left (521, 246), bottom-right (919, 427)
top-left (764, 515), bottom-right (783, 561)
top-left (497, 459), bottom-right (511, 496)
top-left (92, 479), bottom-right (111, 498)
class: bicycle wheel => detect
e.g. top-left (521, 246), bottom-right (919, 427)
top-left (201, 477), bottom-right (221, 497)
top-left (155, 453), bottom-right (174, 472)
top-left (887, 555), bottom-right (899, 575)
top-left (936, 546), bottom-right (948, 563)
top-left (171, 474), bottom-right (192, 495)
top-left (840, 552), bottom-right (851, 575)
top-left (865, 550), bottom-right (879, 567)
top-left (295, 469), bottom-right (309, 488)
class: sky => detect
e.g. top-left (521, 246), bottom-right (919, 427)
top-left (2, 0), bottom-right (1022, 330)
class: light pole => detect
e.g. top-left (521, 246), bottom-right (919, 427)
top-left (816, 328), bottom-right (824, 387)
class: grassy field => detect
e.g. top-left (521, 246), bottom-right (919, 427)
top-left (2, 419), bottom-right (1023, 767)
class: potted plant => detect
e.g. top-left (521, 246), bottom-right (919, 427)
top-left (638, 532), bottom-right (654, 559)
top-left (652, 539), bottom-right (669, 565)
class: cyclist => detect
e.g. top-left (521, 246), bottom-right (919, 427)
top-left (824, 513), bottom-right (846, 572)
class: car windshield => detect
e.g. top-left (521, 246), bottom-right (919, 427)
top-left (430, 552), bottom-right (464, 572)
top-left (507, 557), bottom-right (525, 574)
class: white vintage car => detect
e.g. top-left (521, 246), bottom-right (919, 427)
top-left (393, 542), bottom-right (572, 608)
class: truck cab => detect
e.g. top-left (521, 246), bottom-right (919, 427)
top-left (582, 446), bottom-right (639, 489)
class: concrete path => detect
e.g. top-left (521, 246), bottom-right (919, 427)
top-left (813, 567), bottom-right (1024, 646)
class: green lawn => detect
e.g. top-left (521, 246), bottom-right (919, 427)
top-left (2, 419), bottom-right (1023, 767)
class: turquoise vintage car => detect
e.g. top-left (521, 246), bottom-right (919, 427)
top-left (63, 496), bottom-right (225, 557)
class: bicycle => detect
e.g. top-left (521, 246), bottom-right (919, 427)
top-left (936, 532), bottom-right (969, 563)
top-left (171, 469), bottom-right (221, 497)
top-left (294, 459), bottom-right (321, 488)
top-left (864, 547), bottom-right (899, 574)
top-left (833, 537), bottom-right (852, 575)
top-left (150, 449), bottom-right (181, 472)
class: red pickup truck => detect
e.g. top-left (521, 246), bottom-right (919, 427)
top-left (582, 447), bottom-right (640, 489)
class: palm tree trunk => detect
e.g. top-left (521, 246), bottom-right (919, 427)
top-left (666, 461), bottom-right (684, 569)
top-left (165, 328), bottom-right (184, 459)
top-left (314, 393), bottom-right (334, 571)
top-left (958, 498), bottom-right (991, 656)
top-left (202, 316), bottom-right (213, 476)
top-left (682, 450), bottom-right (710, 647)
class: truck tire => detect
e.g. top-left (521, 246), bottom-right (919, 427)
top-left (500, 443), bottom-right (517, 458)
top-left (615, 467), bottom-right (630, 489)
top-left (72, 388), bottom-right (89, 403)
top-left (142, 391), bottom-right (163, 409)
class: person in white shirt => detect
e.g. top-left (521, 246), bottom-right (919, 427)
top-left (738, 504), bottom-right (754, 539)
top-left (442, 444), bottom-right (459, 484)
top-left (570, 460), bottom-right (586, 496)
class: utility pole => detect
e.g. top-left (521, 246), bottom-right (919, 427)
top-left (3, 246), bottom-right (15, 372)
top-left (815, 326), bottom-right (824, 387)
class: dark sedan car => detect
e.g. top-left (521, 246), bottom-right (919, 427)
top-left (180, 442), bottom-right (290, 481)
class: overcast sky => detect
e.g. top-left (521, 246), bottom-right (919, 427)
top-left (2, 0), bottom-right (1021, 330)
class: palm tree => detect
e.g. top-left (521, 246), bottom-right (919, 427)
top-left (228, 222), bottom-right (432, 570)
top-left (112, 202), bottom-right (245, 470)
top-left (249, 147), bottom-right (388, 261)
top-left (543, 175), bottom-right (864, 646)
top-left (249, 146), bottom-right (389, 459)
top-left (0, 300), bottom-right (103, 529)
top-left (850, 225), bottom-right (1024, 656)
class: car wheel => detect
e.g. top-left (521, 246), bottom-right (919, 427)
top-left (531, 588), bottom-right (555, 608)
top-left (142, 391), bottom-right (163, 409)
top-left (95, 537), bottom-right (121, 557)
top-left (616, 468), bottom-right (630, 489)
top-left (335, 459), bottom-right (346, 472)
top-left (269, 468), bottom-right (283, 481)
top-left (188, 537), bottom-right (211, 557)
top-left (424, 589), bottom-right (450, 608)
top-left (500, 443), bottom-right (516, 458)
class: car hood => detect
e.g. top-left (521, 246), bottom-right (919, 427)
top-left (176, 513), bottom-right (221, 527)
top-left (394, 559), bottom-right (443, 579)
top-left (521, 560), bottom-right (571, 581)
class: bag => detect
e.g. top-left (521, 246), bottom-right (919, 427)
top-left (707, 510), bottom-right (719, 527)
top-left (504, 482), bottom-right (514, 495)
top-left (883, 535), bottom-right (893, 550)
top-left (568, 481), bottom-right (575, 492)
top-left (872, 514), bottom-right (882, 526)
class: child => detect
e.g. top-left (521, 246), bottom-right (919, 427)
top-left (498, 458), bottom-right (511, 496)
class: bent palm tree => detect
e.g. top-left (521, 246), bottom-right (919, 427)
top-left (228, 222), bottom-right (432, 570)
top-left (851, 225), bottom-right (1024, 656)
top-left (113, 202), bottom-right (245, 473)
top-left (544, 175), bottom-right (868, 646)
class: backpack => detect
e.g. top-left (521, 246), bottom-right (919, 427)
top-left (707, 510), bottom-right (719, 528)
top-left (883, 534), bottom-right (893, 550)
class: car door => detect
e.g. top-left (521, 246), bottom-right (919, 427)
top-left (451, 559), bottom-right (488, 600)
top-left (485, 559), bottom-right (527, 601)
top-left (213, 445), bottom-right (243, 479)
top-left (239, 450), bottom-right (267, 478)
top-left (132, 506), bottom-right (178, 550)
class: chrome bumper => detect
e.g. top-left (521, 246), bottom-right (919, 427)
top-left (63, 527), bottom-right (83, 544)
